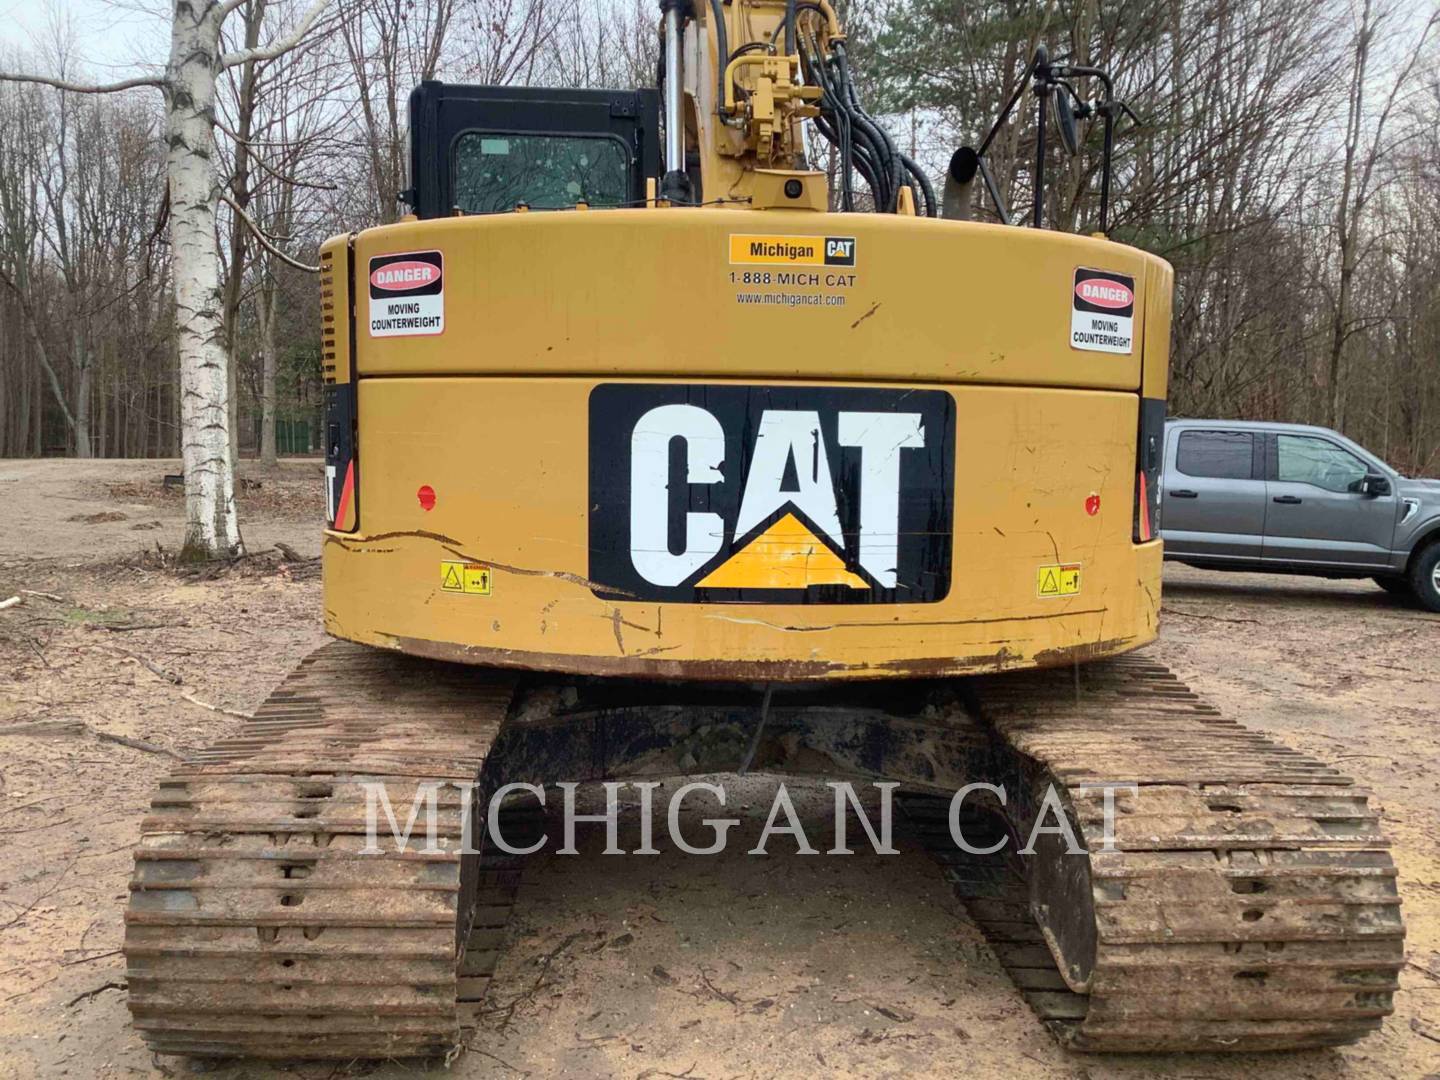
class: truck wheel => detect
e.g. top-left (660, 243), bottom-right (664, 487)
top-left (1373, 576), bottom-right (1413, 599)
top-left (1407, 543), bottom-right (1440, 613)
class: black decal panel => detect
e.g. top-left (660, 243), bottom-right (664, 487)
top-left (588, 384), bottom-right (954, 604)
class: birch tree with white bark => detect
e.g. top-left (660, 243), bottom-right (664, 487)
top-left (0, 0), bottom-right (330, 558)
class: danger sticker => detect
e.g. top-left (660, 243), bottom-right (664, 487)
top-left (369, 250), bottom-right (443, 337)
top-left (730, 235), bottom-right (856, 267)
top-left (440, 561), bottom-right (492, 595)
top-left (1036, 564), bottom-right (1082, 598)
top-left (1070, 268), bottom-right (1134, 354)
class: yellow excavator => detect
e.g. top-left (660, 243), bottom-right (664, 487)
top-left (124, 0), bottom-right (1404, 1060)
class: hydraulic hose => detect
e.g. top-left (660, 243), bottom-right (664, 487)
top-left (709, 0), bottom-right (729, 113)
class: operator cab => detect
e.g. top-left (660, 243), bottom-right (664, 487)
top-left (404, 82), bottom-right (662, 219)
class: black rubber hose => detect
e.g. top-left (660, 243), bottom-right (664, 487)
top-left (848, 133), bottom-right (890, 208)
top-left (834, 46), bottom-right (903, 209)
top-left (846, 108), bottom-right (898, 209)
top-left (776, 1), bottom-right (827, 51)
top-left (785, 0), bottom-right (796, 54)
top-left (901, 152), bottom-right (938, 217)
top-left (801, 28), bottom-right (910, 212)
top-left (802, 30), bottom-right (855, 203)
top-left (839, 108), bottom-right (888, 206)
top-left (814, 110), bottom-right (868, 210)
top-left (709, 0), bottom-right (729, 113)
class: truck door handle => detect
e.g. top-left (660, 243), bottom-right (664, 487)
top-left (1169, 490), bottom-right (1198, 499)
top-left (1273, 495), bottom-right (1302, 504)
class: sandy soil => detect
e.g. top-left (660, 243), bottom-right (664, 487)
top-left (0, 458), bottom-right (1436, 1080)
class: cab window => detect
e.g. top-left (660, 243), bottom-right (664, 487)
top-left (1175, 430), bottom-right (1253, 479)
top-left (453, 133), bottom-right (630, 214)
top-left (1275, 434), bottom-right (1369, 493)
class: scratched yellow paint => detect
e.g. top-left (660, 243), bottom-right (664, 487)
top-left (332, 210), bottom-right (1167, 393)
top-left (319, 209), bottom-right (1170, 679)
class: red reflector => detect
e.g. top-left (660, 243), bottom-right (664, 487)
top-left (335, 461), bottom-right (355, 529)
top-left (1137, 471), bottom-right (1151, 542)
top-left (1085, 493), bottom-right (1101, 517)
top-left (417, 485), bottom-right (436, 512)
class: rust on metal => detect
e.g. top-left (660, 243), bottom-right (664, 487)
top-left (902, 655), bottom-right (1405, 1053)
top-left (383, 631), bottom-right (1136, 682)
top-left (125, 643), bottom-right (1405, 1060)
top-left (123, 641), bottom-right (523, 1060)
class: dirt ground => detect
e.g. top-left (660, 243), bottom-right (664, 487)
top-left (0, 458), bottom-right (1436, 1080)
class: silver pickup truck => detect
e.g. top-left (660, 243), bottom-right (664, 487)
top-left (1160, 419), bottom-right (1440, 611)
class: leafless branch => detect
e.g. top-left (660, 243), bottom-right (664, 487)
top-left (219, 191), bottom-right (320, 272)
top-left (221, 0), bottom-right (333, 69)
top-left (0, 71), bottom-right (164, 94)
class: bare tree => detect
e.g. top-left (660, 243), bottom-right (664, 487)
top-left (1326, 1), bottom-right (1439, 430)
top-left (0, 0), bottom-right (330, 558)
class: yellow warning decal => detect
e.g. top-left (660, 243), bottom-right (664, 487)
top-left (1036, 564), bottom-right (1082, 598)
top-left (729, 234), bottom-right (857, 267)
top-left (440, 561), bottom-right (492, 595)
top-left (696, 512), bottom-right (867, 590)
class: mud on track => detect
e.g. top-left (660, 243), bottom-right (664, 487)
top-left (0, 459), bottom-right (1436, 1079)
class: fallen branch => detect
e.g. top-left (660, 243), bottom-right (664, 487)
top-left (0, 795), bottom-right (65, 816)
top-left (462, 1046), bottom-right (527, 1075)
top-left (66, 981), bottom-right (125, 1008)
top-left (0, 596), bottom-right (20, 611)
top-left (1412, 1017), bottom-right (1440, 1044)
top-left (94, 731), bottom-right (183, 760)
top-left (0, 975), bottom-right (58, 1006)
top-left (0, 718), bottom-right (180, 758)
top-left (61, 949), bottom-right (122, 967)
top-left (636, 1065), bottom-right (702, 1080)
top-left (0, 819), bottom-right (74, 836)
top-left (27, 636), bottom-right (52, 669)
top-left (0, 859), bottom-right (74, 931)
top-left (106, 648), bottom-right (182, 685)
top-left (181, 692), bottom-right (253, 720)
top-left (1407, 960), bottom-right (1440, 985)
top-left (0, 720), bottom-right (87, 736)
top-left (20, 590), bottom-right (63, 602)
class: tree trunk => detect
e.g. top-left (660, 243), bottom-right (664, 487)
top-left (168, 0), bottom-right (244, 558)
top-left (72, 328), bottom-right (92, 458)
top-left (259, 280), bottom-right (278, 465)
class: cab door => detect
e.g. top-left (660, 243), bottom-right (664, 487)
top-left (1262, 432), bottom-right (1397, 567)
top-left (1160, 427), bottom-right (1267, 559)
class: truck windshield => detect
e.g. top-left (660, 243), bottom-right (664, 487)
top-left (453, 133), bottom-right (630, 213)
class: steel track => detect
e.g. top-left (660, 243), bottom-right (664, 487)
top-left (125, 644), bottom-right (1405, 1058)
top-left (125, 642), bottom-right (527, 1059)
top-left (901, 655), bottom-right (1405, 1052)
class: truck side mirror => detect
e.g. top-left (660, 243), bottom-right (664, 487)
top-left (1361, 474), bottom-right (1391, 497)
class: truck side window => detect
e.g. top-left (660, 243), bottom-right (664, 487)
top-left (1276, 434), bottom-right (1368, 493)
top-left (453, 133), bottom-right (631, 213)
top-left (1176, 431), bottom-right (1253, 479)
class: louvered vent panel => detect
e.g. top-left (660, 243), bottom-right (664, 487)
top-left (320, 247), bottom-right (338, 384)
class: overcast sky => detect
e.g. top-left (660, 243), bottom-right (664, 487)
top-left (0, 0), bottom-right (168, 77)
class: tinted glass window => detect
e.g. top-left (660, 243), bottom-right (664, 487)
top-left (1176, 431), bottom-right (1253, 479)
top-left (453, 133), bottom-right (630, 213)
top-left (1276, 434), bottom-right (1369, 493)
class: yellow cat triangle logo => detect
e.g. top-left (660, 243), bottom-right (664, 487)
top-left (697, 512), bottom-right (867, 590)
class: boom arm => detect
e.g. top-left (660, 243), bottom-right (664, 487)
top-left (662, 0), bottom-right (935, 215)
